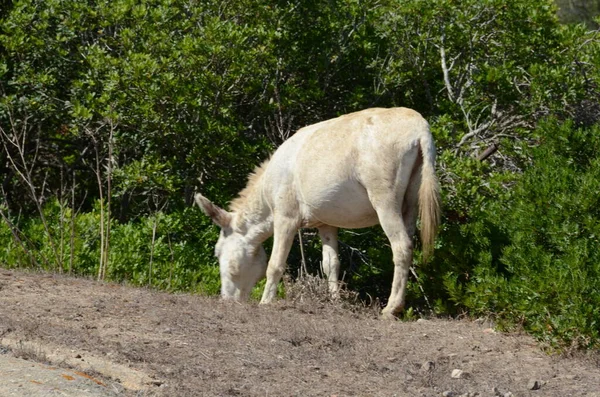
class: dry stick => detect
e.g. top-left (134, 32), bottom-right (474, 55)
top-left (58, 166), bottom-right (64, 273)
top-left (167, 232), bottom-right (175, 290)
top-left (90, 119), bottom-right (115, 281)
top-left (439, 32), bottom-right (456, 103)
top-left (69, 169), bottom-right (76, 275)
top-left (93, 138), bottom-right (106, 281)
top-left (477, 143), bottom-right (499, 162)
top-left (409, 266), bottom-right (434, 315)
top-left (68, 170), bottom-right (89, 275)
top-left (297, 230), bottom-right (307, 278)
top-left (104, 119), bottom-right (114, 281)
top-left (149, 216), bottom-right (158, 287)
top-left (198, 350), bottom-right (211, 361)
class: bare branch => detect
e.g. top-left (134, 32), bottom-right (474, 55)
top-left (0, 112), bottom-right (62, 270)
top-left (439, 30), bottom-right (456, 103)
top-left (477, 143), bottom-right (499, 162)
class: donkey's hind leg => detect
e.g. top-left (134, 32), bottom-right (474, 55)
top-left (370, 194), bottom-right (413, 319)
top-left (318, 225), bottom-right (341, 298)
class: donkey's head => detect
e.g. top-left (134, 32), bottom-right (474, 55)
top-left (194, 193), bottom-right (267, 300)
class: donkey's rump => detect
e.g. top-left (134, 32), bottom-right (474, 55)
top-left (293, 108), bottom-right (426, 229)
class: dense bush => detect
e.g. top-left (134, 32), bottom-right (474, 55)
top-left (1, 0), bottom-right (600, 348)
top-left (445, 121), bottom-right (600, 348)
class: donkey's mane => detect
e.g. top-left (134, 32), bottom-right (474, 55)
top-left (229, 158), bottom-right (270, 213)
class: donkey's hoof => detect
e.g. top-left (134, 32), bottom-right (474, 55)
top-left (380, 310), bottom-right (399, 321)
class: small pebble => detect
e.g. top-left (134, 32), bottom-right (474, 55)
top-left (422, 361), bottom-right (435, 371)
top-left (528, 379), bottom-right (542, 390)
top-left (451, 369), bottom-right (464, 379)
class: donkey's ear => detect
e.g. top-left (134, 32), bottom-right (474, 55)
top-left (194, 193), bottom-right (232, 228)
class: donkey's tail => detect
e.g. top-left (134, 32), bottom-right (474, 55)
top-left (418, 127), bottom-right (441, 263)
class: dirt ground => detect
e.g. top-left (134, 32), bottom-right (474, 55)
top-left (1, 269), bottom-right (599, 397)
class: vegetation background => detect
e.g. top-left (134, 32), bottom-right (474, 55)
top-left (1, 0), bottom-right (599, 349)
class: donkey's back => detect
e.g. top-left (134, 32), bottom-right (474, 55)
top-left (263, 108), bottom-right (436, 232)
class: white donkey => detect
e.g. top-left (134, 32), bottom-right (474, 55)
top-left (195, 107), bottom-right (440, 317)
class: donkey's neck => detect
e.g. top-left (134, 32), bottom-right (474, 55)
top-left (232, 191), bottom-right (273, 243)
top-left (229, 160), bottom-right (274, 244)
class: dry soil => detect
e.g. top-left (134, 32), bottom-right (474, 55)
top-left (1, 269), bottom-right (599, 397)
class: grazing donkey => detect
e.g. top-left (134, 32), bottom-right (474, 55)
top-left (195, 107), bottom-right (440, 317)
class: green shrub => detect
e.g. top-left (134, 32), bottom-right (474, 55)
top-left (0, 200), bottom-right (222, 294)
top-left (450, 121), bottom-right (600, 349)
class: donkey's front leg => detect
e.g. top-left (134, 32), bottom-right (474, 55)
top-left (260, 217), bottom-right (298, 304)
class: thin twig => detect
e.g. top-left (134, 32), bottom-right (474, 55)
top-left (297, 230), bottom-right (307, 278)
top-left (149, 215), bottom-right (158, 287)
top-left (410, 266), bottom-right (433, 314)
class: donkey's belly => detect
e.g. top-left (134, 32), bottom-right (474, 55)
top-left (300, 181), bottom-right (379, 229)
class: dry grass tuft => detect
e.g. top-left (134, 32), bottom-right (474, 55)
top-left (283, 273), bottom-right (331, 303)
top-left (11, 341), bottom-right (48, 363)
top-left (282, 274), bottom-right (380, 317)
